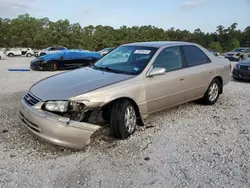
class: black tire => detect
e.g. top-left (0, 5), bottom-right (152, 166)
top-left (0, 56), bottom-right (1, 60)
top-left (26, 53), bottom-right (32, 57)
top-left (110, 100), bottom-right (137, 139)
top-left (233, 77), bottom-right (242, 81)
top-left (8, 53), bottom-right (14, 57)
top-left (47, 61), bottom-right (58, 71)
top-left (202, 78), bottom-right (221, 105)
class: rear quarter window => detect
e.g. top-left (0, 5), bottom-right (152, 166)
top-left (182, 45), bottom-right (211, 67)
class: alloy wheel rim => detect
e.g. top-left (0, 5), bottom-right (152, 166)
top-left (124, 105), bottom-right (136, 133)
top-left (208, 83), bottom-right (219, 101)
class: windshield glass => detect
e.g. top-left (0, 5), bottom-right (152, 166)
top-left (233, 48), bottom-right (244, 52)
top-left (93, 46), bottom-right (158, 75)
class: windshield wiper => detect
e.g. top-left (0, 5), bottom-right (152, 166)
top-left (91, 65), bottom-right (134, 75)
top-left (91, 65), bottom-right (112, 71)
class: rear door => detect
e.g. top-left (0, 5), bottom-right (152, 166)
top-left (180, 45), bottom-right (215, 101)
top-left (144, 46), bottom-right (187, 113)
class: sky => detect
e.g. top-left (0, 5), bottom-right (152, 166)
top-left (0, 0), bottom-right (249, 33)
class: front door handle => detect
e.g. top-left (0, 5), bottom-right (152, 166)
top-left (180, 78), bottom-right (185, 81)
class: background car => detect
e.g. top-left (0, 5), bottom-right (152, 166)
top-left (223, 47), bottom-right (250, 62)
top-left (35, 46), bottom-right (67, 57)
top-left (232, 57), bottom-right (250, 81)
top-left (5, 48), bottom-right (34, 57)
top-left (30, 50), bottom-right (102, 71)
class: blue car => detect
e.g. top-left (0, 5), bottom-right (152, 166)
top-left (232, 58), bottom-right (250, 81)
top-left (30, 50), bottom-right (102, 71)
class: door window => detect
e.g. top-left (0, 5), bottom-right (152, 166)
top-left (152, 46), bottom-right (184, 72)
top-left (182, 45), bottom-right (211, 67)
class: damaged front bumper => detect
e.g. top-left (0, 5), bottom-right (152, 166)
top-left (18, 97), bottom-right (101, 149)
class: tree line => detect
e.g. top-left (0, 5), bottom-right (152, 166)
top-left (0, 14), bottom-right (249, 53)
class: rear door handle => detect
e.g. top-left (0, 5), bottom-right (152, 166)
top-left (180, 78), bottom-right (185, 81)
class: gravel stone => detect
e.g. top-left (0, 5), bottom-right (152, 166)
top-left (0, 59), bottom-right (249, 187)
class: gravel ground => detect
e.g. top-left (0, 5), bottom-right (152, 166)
top-left (0, 59), bottom-right (249, 188)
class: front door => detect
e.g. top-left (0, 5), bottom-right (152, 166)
top-left (144, 46), bottom-right (187, 113)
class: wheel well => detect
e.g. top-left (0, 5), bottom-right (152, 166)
top-left (213, 76), bottom-right (223, 94)
top-left (101, 97), bottom-right (144, 126)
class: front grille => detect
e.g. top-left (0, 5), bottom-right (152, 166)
top-left (240, 65), bottom-right (250, 71)
top-left (23, 92), bottom-right (40, 106)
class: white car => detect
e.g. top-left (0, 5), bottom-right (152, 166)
top-left (35, 46), bottom-right (67, 57)
top-left (0, 51), bottom-right (6, 59)
top-left (5, 48), bottom-right (34, 57)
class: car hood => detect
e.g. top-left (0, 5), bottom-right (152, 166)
top-left (238, 58), bottom-right (250, 65)
top-left (29, 67), bottom-right (135, 101)
top-left (31, 52), bottom-right (64, 63)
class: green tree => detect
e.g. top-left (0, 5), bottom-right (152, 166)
top-left (208, 42), bottom-right (223, 53)
top-left (0, 13), bottom-right (249, 52)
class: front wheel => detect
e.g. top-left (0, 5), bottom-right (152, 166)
top-left (202, 79), bottom-right (221, 105)
top-left (47, 61), bottom-right (58, 71)
top-left (110, 100), bottom-right (137, 139)
top-left (26, 53), bottom-right (32, 57)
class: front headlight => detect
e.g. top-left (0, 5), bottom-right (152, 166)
top-left (234, 63), bottom-right (241, 69)
top-left (44, 101), bottom-right (68, 112)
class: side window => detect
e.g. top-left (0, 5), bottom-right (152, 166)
top-left (182, 45), bottom-right (211, 67)
top-left (153, 46), bottom-right (184, 71)
top-left (245, 49), bottom-right (250, 53)
top-left (57, 47), bottom-right (64, 50)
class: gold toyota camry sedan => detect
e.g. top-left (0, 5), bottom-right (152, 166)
top-left (18, 41), bottom-right (232, 149)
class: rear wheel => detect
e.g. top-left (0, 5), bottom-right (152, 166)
top-left (8, 53), bottom-right (14, 57)
top-left (26, 53), bottom-right (32, 57)
top-left (202, 78), bottom-right (221, 105)
top-left (47, 61), bottom-right (58, 71)
top-left (110, 100), bottom-right (137, 139)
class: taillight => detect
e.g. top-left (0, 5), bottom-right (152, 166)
top-left (229, 63), bottom-right (232, 70)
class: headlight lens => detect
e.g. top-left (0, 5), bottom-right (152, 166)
top-left (235, 63), bottom-right (241, 69)
top-left (44, 101), bottom-right (68, 112)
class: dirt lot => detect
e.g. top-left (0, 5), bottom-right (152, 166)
top-left (0, 58), bottom-right (249, 188)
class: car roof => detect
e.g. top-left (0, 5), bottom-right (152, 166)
top-left (121, 41), bottom-right (194, 48)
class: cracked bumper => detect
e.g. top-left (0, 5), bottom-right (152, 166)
top-left (18, 98), bottom-right (101, 149)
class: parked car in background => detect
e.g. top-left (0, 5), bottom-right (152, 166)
top-left (35, 46), bottom-right (67, 57)
top-left (0, 51), bottom-right (6, 59)
top-left (5, 48), bottom-right (34, 57)
top-left (18, 41), bottom-right (231, 149)
top-left (99, 47), bottom-right (115, 56)
top-left (223, 47), bottom-right (250, 62)
top-left (232, 57), bottom-right (250, 81)
top-left (30, 50), bottom-right (101, 71)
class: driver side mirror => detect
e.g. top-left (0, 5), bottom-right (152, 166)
top-left (147, 67), bottom-right (166, 77)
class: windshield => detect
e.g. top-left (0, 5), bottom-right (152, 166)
top-left (93, 46), bottom-right (158, 75)
top-left (233, 48), bottom-right (245, 52)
